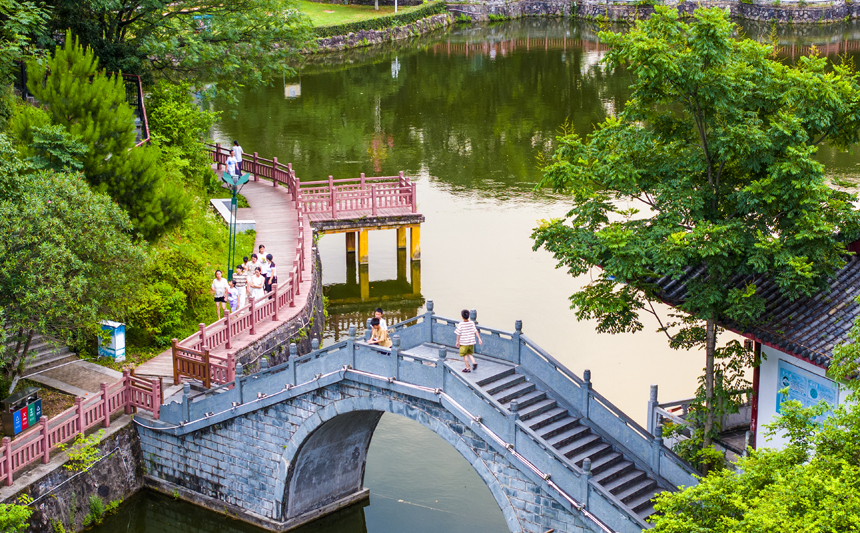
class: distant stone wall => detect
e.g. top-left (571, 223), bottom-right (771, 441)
top-left (314, 13), bottom-right (452, 51)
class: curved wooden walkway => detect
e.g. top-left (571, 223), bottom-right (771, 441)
top-left (136, 177), bottom-right (313, 383)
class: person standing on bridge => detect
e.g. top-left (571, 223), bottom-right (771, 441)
top-left (455, 309), bottom-right (482, 373)
top-left (232, 140), bottom-right (244, 174)
top-left (225, 152), bottom-right (238, 177)
top-left (234, 264), bottom-right (248, 308)
top-left (249, 267), bottom-right (266, 300)
top-left (211, 270), bottom-right (229, 320)
top-left (266, 253), bottom-right (277, 293)
top-left (368, 318), bottom-right (392, 348)
top-left (374, 308), bottom-right (387, 331)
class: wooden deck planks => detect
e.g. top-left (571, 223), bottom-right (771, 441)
top-left (136, 179), bottom-right (313, 381)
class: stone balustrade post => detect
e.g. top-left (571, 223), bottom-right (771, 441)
top-left (391, 336), bottom-right (400, 381)
top-left (348, 326), bottom-right (357, 369)
top-left (260, 356), bottom-right (268, 372)
top-left (512, 320), bottom-right (523, 365)
top-left (509, 399), bottom-right (519, 446)
top-left (647, 384), bottom-right (659, 436)
top-left (582, 457), bottom-right (592, 506)
top-left (365, 318), bottom-right (373, 342)
top-left (424, 300), bottom-right (435, 342)
top-left (582, 369), bottom-right (592, 419)
top-left (437, 348), bottom-right (447, 390)
top-left (182, 383), bottom-right (191, 422)
top-left (470, 309), bottom-right (479, 354)
top-left (311, 338), bottom-right (320, 351)
top-left (744, 430), bottom-right (753, 457)
top-left (650, 424), bottom-right (663, 476)
top-left (40, 416), bottom-right (50, 464)
top-left (289, 344), bottom-right (297, 385)
top-left (235, 362), bottom-right (245, 404)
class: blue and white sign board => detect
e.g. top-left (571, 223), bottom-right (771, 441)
top-left (776, 359), bottom-right (839, 423)
top-left (98, 320), bottom-right (126, 362)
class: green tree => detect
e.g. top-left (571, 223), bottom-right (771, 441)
top-left (25, 32), bottom-right (190, 240)
top-left (532, 7), bottom-right (860, 464)
top-left (0, 134), bottom-right (147, 391)
top-left (46, 0), bottom-right (311, 100)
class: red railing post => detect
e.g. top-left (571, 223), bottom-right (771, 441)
top-left (202, 350), bottom-right (211, 389)
top-left (329, 175), bottom-right (336, 219)
top-left (75, 397), bottom-right (84, 433)
top-left (360, 173), bottom-right (366, 208)
top-left (40, 416), bottom-right (49, 464)
top-left (411, 182), bottom-right (417, 213)
top-left (123, 370), bottom-right (133, 415)
top-left (288, 163), bottom-right (294, 199)
top-left (249, 296), bottom-right (257, 335)
top-left (199, 323), bottom-right (207, 350)
top-left (171, 338), bottom-right (180, 385)
top-left (253, 152), bottom-right (259, 182)
top-left (215, 143), bottom-right (221, 168)
top-left (372, 185), bottom-right (377, 216)
top-left (227, 352), bottom-right (236, 390)
top-left (272, 283), bottom-right (280, 321)
top-left (273, 157), bottom-right (279, 187)
top-left (151, 379), bottom-right (161, 420)
top-left (225, 310), bottom-right (232, 350)
top-left (3, 437), bottom-right (12, 486)
top-left (101, 382), bottom-right (110, 428)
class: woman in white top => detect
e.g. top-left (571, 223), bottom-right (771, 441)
top-left (232, 140), bottom-right (243, 173)
top-left (210, 270), bottom-right (229, 319)
top-left (249, 267), bottom-right (266, 300)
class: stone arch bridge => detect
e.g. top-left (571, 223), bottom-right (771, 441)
top-left (135, 303), bottom-right (697, 533)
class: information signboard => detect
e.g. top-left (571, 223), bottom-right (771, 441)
top-left (776, 359), bottom-right (839, 423)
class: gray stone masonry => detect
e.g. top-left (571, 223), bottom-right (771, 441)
top-left (138, 382), bottom-right (588, 533)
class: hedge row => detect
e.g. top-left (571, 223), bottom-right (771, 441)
top-left (314, 2), bottom-right (449, 38)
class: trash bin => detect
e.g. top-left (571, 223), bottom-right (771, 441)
top-left (98, 320), bottom-right (126, 362)
top-left (2, 387), bottom-right (42, 437)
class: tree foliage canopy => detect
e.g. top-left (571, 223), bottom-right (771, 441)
top-left (22, 33), bottom-right (190, 240)
top-left (532, 7), bottom-right (860, 458)
top-left (48, 0), bottom-right (312, 98)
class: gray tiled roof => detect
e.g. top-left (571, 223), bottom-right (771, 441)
top-left (653, 256), bottom-right (860, 368)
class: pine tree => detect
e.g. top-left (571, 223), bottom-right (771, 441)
top-left (25, 31), bottom-right (188, 240)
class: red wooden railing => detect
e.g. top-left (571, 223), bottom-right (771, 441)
top-left (298, 172), bottom-right (417, 219)
top-left (0, 371), bottom-right (160, 487)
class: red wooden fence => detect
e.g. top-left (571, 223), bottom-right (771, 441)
top-left (298, 172), bottom-right (417, 219)
top-left (0, 371), bottom-right (160, 486)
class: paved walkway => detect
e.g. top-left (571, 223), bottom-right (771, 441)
top-left (27, 360), bottom-right (123, 397)
top-left (135, 177), bottom-right (313, 382)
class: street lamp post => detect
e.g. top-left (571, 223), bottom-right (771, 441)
top-left (222, 172), bottom-right (250, 281)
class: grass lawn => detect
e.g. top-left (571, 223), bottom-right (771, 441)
top-left (299, 0), bottom-right (427, 26)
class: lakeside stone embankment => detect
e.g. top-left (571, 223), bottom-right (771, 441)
top-left (311, 0), bottom-right (860, 52)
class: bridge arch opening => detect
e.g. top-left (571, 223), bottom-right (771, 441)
top-left (278, 397), bottom-right (516, 532)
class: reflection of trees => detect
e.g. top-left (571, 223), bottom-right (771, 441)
top-left (214, 20), bottom-right (634, 197)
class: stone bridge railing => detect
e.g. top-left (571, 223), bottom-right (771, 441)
top-left (148, 302), bottom-right (697, 532)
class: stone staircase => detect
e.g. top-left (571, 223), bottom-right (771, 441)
top-left (477, 366), bottom-right (664, 522)
top-left (5, 334), bottom-right (78, 376)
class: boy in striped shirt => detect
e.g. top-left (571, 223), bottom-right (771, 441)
top-left (455, 309), bottom-right (482, 373)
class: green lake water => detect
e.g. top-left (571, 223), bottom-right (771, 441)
top-left (92, 17), bottom-right (860, 532)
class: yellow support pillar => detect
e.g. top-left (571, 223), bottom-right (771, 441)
top-left (359, 265), bottom-right (370, 301)
top-left (359, 229), bottom-right (370, 265)
top-left (410, 225), bottom-right (421, 261)
top-left (346, 232), bottom-right (356, 254)
top-left (411, 258), bottom-right (421, 297)
top-left (396, 249), bottom-right (407, 281)
top-left (396, 227), bottom-right (407, 249)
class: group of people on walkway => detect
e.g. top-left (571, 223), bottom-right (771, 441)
top-left (210, 244), bottom-right (278, 319)
top-left (225, 140), bottom-right (243, 177)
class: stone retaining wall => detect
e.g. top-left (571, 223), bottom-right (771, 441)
top-left (2, 419), bottom-right (143, 533)
top-left (233, 249), bottom-right (325, 368)
top-left (314, 13), bottom-right (452, 52)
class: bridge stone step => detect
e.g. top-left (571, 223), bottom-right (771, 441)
top-left (547, 424), bottom-right (590, 449)
top-left (567, 442), bottom-right (612, 467)
top-left (505, 389), bottom-right (545, 410)
top-left (527, 407), bottom-right (569, 431)
top-left (557, 434), bottom-right (602, 458)
top-left (485, 373), bottom-right (526, 395)
top-left (493, 381), bottom-right (535, 404)
top-left (516, 397), bottom-right (557, 420)
top-left (628, 489), bottom-right (662, 516)
top-left (589, 451), bottom-right (623, 474)
top-left (475, 367), bottom-right (516, 388)
top-left (591, 460), bottom-right (635, 485)
top-left (615, 478), bottom-right (658, 506)
top-left (538, 417), bottom-right (581, 440)
top-left (603, 469), bottom-right (648, 495)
